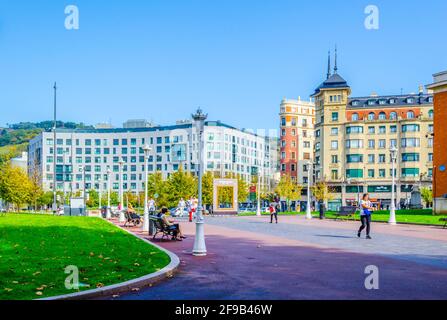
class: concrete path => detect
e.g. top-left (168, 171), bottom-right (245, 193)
top-left (106, 216), bottom-right (447, 300)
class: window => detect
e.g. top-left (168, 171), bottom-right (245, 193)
top-left (428, 110), bottom-right (434, 119)
top-left (346, 126), bottom-right (364, 134)
top-left (368, 140), bottom-right (375, 149)
top-left (389, 98), bottom-right (396, 104)
top-left (281, 117), bottom-right (286, 126)
top-left (331, 170), bottom-right (338, 180)
top-left (368, 127), bottom-right (375, 134)
top-left (379, 112), bottom-right (386, 120)
top-left (346, 140), bottom-right (363, 149)
top-left (390, 139), bottom-right (397, 148)
top-left (332, 112), bottom-right (339, 122)
top-left (368, 169), bottom-right (375, 178)
top-left (390, 125), bottom-right (397, 133)
top-left (402, 168), bottom-right (419, 177)
top-left (368, 154), bottom-right (375, 163)
top-left (402, 153), bottom-right (420, 162)
top-left (390, 112), bottom-right (398, 120)
top-left (368, 113), bottom-right (376, 121)
top-left (407, 111), bottom-right (415, 119)
top-left (401, 138), bottom-right (420, 148)
top-left (331, 155), bottom-right (338, 164)
top-left (346, 154), bottom-right (363, 163)
top-left (379, 139), bottom-right (386, 149)
top-left (331, 128), bottom-right (339, 135)
top-left (379, 126), bottom-right (386, 134)
top-left (407, 98), bottom-right (415, 104)
top-left (402, 124), bottom-right (420, 132)
top-left (379, 169), bottom-right (386, 178)
top-left (378, 154), bottom-right (386, 163)
top-left (352, 113), bottom-right (359, 121)
top-left (429, 153), bottom-right (433, 162)
top-left (346, 169), bottom-right (363, 179)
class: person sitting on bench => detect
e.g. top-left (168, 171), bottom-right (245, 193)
top-left (158, 208), bottom-right (186, 241)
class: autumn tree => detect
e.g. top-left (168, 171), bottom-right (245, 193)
top-left (275, 175), bottom-right (302, 211)
top-left (166, 167), bottom-right (197, 208)
top-left (0, 165), bottom-right (33, 211)
top-left (311, 181), bottom-right (334, 204)
top-left (420, 187), bottom-right (433, 209)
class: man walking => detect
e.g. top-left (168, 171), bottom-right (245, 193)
top-left (178, 198), bottom-right (186, 217)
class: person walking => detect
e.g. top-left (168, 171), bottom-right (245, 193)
top-left (358, 193), bottom-right (374, 239)
top-left (178, 198), bottom-right (186, 217)
top-left (269, 204), bottom-right (278, 224)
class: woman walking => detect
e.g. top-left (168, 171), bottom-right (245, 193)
top-left (358, 193), bottom-right (374, 239)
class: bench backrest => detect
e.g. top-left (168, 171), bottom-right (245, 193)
top-left (339, 206), bottom-right (357, 214)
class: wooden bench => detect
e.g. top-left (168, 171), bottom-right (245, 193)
top-left (123, 211), bottom-right (142, 227)
top-left (440, 218), bottom-right (447, 229)
top-left (334, 206), bottom-right (358, 221)
top-left (150, 216), bottom-right (178, 241)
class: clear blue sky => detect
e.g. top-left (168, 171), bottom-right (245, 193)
top-left (0, 0), bottom-right (446, 130)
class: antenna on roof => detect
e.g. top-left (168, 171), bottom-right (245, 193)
top-left (334, 45), bottom-right (338, 74)
top-left (327, 50), bottom-right (331, 79)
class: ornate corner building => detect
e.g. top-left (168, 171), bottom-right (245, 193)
top-left (310, 52), bottom-right (434, 211)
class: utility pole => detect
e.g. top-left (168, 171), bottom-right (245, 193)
top-left (53, 82), bottom-right (57, 214)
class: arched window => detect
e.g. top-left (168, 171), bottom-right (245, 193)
top-left (379, 112), bottom-right (387, 120)
top-left (407, 111), bottom-right (415, 119)
top-left (368, 112), bottom-right (376, 121)
top-left (428, 110), bottom-right (434, 119)
top-left (352, 113), bottom-right (359, 121)
top-left (390, 112), bottom-right (398, 120)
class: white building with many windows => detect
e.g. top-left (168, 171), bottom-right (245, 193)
top-left (28, 121), bottom-right (279, 196)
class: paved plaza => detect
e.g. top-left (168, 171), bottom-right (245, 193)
top-left (107, 216), bottom-right (447, 300)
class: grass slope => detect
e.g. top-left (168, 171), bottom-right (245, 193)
top-left (0, 214), bottom-right (170, 300)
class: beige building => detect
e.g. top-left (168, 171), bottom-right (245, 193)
top-left (312, 63), bottom-right (433, 211)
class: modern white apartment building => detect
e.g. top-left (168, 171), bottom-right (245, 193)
top-left (28, 121), bottom-right (278, 196)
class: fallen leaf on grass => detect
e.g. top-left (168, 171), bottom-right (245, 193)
top-left (36, 291), bottom-right (43, 296)
top-left (96, 283), bottom-right (105, 288)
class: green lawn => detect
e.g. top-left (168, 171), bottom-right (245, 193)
top-left (0, 214), bottom-right (170, 300)
top-left (239, 209), bottom-right (447, 226)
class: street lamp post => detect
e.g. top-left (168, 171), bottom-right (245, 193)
top-left (106, 167), bottom-right (112, 219)
top-left (306, 161), bottom-right (313, 220)
top-left (192, 108), bottom-right (207, 256)
top-left (98, 177), bottom-right (102, 213)
top-left (142, 145), bottom-right (152, 232)
top-left (256, 171), bottom-right (262, 216)
top-left (79, 165), bottom-right (86, 215)
top-left (389, 146), bottom-right (398, 225)
top-left (118, 159), bottom-right (126, 223)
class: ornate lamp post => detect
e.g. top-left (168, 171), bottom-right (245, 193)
top-left (192, 108), bottom-right (207, 256)
top-left (98, 177), bottom-right (102, 212)
top-left (306, 161), bottom-right (313, 220)
top-left (106, 167), bottom-right (112, 219)
top-left (118, 159), bottom-right (126, 223)
top-left (389, 146), bottom-right (398, 225)
top-left (256, 171), bottom-right (262, 216)
top-left (142, 144), bottom-right (152, 232)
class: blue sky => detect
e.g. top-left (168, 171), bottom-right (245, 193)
top-left (0, 0), bottom-right (446, 130)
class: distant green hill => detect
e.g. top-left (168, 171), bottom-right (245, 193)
top-left (0, 121), bottom-right (93, 165)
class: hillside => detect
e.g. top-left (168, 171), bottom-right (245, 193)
top-left (0, 121), bottom-right (93, 165)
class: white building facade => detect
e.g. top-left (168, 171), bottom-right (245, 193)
top-left (28, 121), bottom-right (278, 196)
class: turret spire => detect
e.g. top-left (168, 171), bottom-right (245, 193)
top-left (327, 50), bottom-right (331, 79)
top-left (334, 45), bottom-right (338, 74)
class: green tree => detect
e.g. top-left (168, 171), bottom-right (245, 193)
top-left (202, 171), bottom-right (215, 206)
top-left (420, 187), bottom-right (433, 209)
top-left (0, 165), bottom-right (33, 211)
top-left (147, 171), bottom-right (168, 208)
top-left (237, 175), bottom-right (249, 203)
top-left (166, 167), bottom-right (197, 208)
top-left (311, 181), bottom-right (334, 204)
top-left (275, 175), bottom-right (302, 211)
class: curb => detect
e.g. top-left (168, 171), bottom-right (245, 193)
top-left (39, 218), bottom-right (180, 301)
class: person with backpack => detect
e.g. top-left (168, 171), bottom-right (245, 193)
top-left (358, 193), bottom-right (374, 239)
